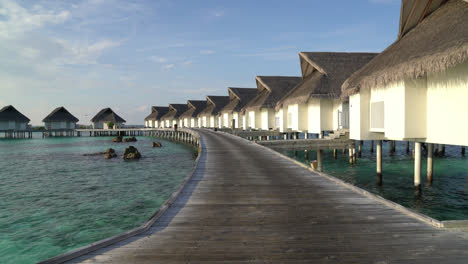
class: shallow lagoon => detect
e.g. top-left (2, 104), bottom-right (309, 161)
top-left (278, 141), bottom-right (468, 221)
top-left (0, 136), bottom-right (196, 264)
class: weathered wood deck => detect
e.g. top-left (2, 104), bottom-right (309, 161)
top-left (65, 129), bottom-right (467, 264)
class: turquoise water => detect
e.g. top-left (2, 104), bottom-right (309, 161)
top-left (278, 141), bottom-right (468, 221)
top-left (0, 135), bottom-right (196, 264)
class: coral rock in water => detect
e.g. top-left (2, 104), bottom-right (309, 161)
top-left (112, 136), bottom-right (123, 143)
top-left (123, 146), bottom-right (141, 160)
top-left (152, 142), bottom-right (162, 148)
top-left (123, 137), bottom-right (137, 142)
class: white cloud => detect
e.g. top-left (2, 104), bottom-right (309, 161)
top-left (0, 0), bottom-right (70, 39)
top-left (200, 50), bottom-right (215, 55)
top-left (162, 64), bottom-right (175, 71)
top-left (182, 60), bottom-right (193, 66)
top-left (149, 56), bottom-right (168, 63)
top-left (52, 38), bottom-right (121, 65)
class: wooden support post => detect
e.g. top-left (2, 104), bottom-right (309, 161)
top-left (358, 141), bottom-right (362, 158)
top-left (462, 146), bottom-right (465, 156)
top-left (406, 141), bottom-right (410, 153)
top-left (412, 142), bottom-right (415, 159)
top-left (352, 146), bottom-right (356, 164)
top-left (370, 140), bottom-right (374, 153)
top-left (333, 149), bottom-right (337, 160)
top-left (427, 143), bottom-right (433, 184)
top-left (414, 142), bottom-right (421, 188)
top-left (348, 147), bottom-right (353, 164)
top-left (304, 150), bottom-right (309, 160)
top-left (377, 140), bottom-right (382, 185)
top-left (317, 149), bottom-right (323, 172)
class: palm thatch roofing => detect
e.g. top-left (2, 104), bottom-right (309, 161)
top-left (0, 105), bottom-right (30, 123)
top-left (160, 104), bottom-right (188, 120)
top-left (342, 0), bottom-right (467, 98)
top-left (42, 107), bottom-right (79, 123)
top-left (144, 106), bottom-right (169, 121)
top-left (398, 0), bottom-right (447, 39)
top-left (90, 108), bottom-right (126, 123)
top-left (179, 100), bottom-right (207, 119)
top-left (276, 52), bottom-right (378, 110)
top-left (198, 96), bottom-right (230, 117)
top-left (221, 87), bottom-right (258, 113)
top-left (243, 76), bottom-right (302, 112)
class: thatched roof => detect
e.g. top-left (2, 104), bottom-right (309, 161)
top-left (198, 96), bottom-right (230, 117)
top-left (0, 105), bottom-right (30, 123)
top-left (243, 76), bottom-right (302, 112)
top-left (43, 107), bottom-right (79, 123)
top-left (91, 108), bottom-right (126, 123)
top-left (221, 87), bottom-right (258, 113)
top-left (398, 0), bottom-right (447, 39)
top-left (276, 52), bottom-right (377, 109)
top-left (144, 106), bottom-right (169, 121)
top-left (342, 0), bottom-right (468, 97)
top-left (160, 104), bottom-right (188, 120)
top-left (179, 100), bottom-right (207, 118)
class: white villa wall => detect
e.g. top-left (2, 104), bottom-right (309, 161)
top-left (0, 121), bottom-right (28, 130)
top-left (307, 98), bottom-right (321, 134)
top-left (286, 104), bottom-right (308, 131)
top-left (223, 113), bottom-right (230, 128)
top-left (275, 108), bottom-right (288, 133)
top-left (242, 115), bottom-right (247, 130)
top-left (426, 61), bottom-right (468, 145)
top-left (190, 118), bottom-right (196, 128)
top-left (154, 121), bottom-right (159, 128)
top-left (233, 112), bottom-right (239, 128)
top-left (209, 116), bottom-right (215, 128)
top-left (261, 108), bottom-right (275, 130)
top-left (218, 116), bottom-right (222, 128)
top-left (248, 111), bottom-right (258, 129)
top-left (201, 117), bottom-right (206, 127)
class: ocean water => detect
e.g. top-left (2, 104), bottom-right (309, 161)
top-left (0, 135), bottom-right (196, 264)
top-left (277, 141), bottom-right (468, 221)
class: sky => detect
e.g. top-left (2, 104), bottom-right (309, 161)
top-left (0, 0), bottom-right (401, 125)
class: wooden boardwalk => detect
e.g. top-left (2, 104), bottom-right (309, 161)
top-left (66, 129), bottom-right (468, 264)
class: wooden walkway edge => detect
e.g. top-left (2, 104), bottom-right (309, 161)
top-left (43, 129), bottom-right (468, 263)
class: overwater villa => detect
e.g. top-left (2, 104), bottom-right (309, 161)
top-left (219, 87), bottom-right (257, 129)
top-left (197, 96), bottom-right (230, 128)
top-left (42, 107), bottom-right (79, 130)
top-left (242, 76), bottom-right (301, 130)
top-left (144, 106), bottom-right (169, 128)
top-left (0, 105), bottom-right (30, 130)
top-left (341, 0), bottom-right (467, 186)
top-left (160, 104), bottom-right (188, 128)
top-left (91, 108), bottom-right (126, 129)
top-left (275, 52), bottom-right (377, 138)
top-left (179, 100), bottom-right (206, 128)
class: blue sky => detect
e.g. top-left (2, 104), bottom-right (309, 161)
top-left (0, 0), bottom-right (401, 125)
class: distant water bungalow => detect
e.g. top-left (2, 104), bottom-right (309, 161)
top-left (43, 106), bottom-right (79, 130)
top-left (179, 100), bottom-right (206, 128)
top-left (0, 105), bottom-right (30, 130)
top-left (341, 0), bottom-right (468, 186)
top-left (160, 104), bottom-right (188, 128)
top-left (276, 52), bottom-right (377, 138)
top-left (219, 87), bottom-right (257, 129)
top-left (197, 96), bottom-right (230, 128)
top-left (144, 106), bottom-right (169, 128)
top-left (91, 108), bottom-right (126, 129)
top-left (242, 76), bottom-right (301, 131)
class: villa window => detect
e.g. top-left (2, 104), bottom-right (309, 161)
top-left (370, 101), bottom-right (384, 132)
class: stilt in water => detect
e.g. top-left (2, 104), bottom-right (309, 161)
top-left (462, 146), bottom-right (465, 156)
top-left (317, 149), bottom-right (323, 172)
top-left (358, 141), bottom-right (362, 158)
top-left (304, 150), bottom-right (309, 160)
top-left (414, 142), bottom-right (421, 189)
top-left (427, 143), bottom-right (433, 184)
top-left (370, 140), bottom-right (374, 153)
top-left (406, 141), bottom-right (410, 153)
top-left (377, 140), bottom-right (382, 185)
top-left (333, 149), bottom-right (337, 160)
top-left (348, 147), bottom-right (353, 164)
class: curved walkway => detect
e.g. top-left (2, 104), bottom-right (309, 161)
top-left (68, 129), bottom-right (468, 263)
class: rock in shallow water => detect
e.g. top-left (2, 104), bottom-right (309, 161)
top-left (123, 136), bottom-right (137, 142)
top-left (112, 136), bottom-right (123, 143)
top-left (152, 142), bottom-right (162, 148)
top-left (104, 148), bottom-right (117, 159)
top-left (123, 146), bottom-right (141, 160)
